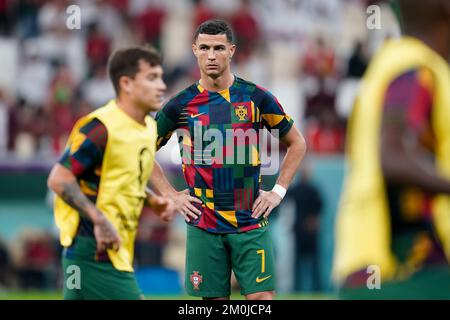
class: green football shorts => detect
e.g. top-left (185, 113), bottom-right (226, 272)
top-left (185, 223), bottom-right (276, 297)
top-left (61, 236), bottom-right (143, 300)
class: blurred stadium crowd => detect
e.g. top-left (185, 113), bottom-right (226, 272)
top-left (0, 0), bottom-right (399, 293)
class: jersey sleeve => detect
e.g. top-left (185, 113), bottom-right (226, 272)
top-left (155, 97), bottom-right (183, 150)
top-left (58, 118), bottom-right (108, 177)
top-left (383, 67), bottom-right (434, 135)
top-left (256, 86), bottom-right (294, 138)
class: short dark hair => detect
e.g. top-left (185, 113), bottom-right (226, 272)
top-left (193, 19), bottom-right (234, 44)
top-left (107, 45), bottom-right (162, 95)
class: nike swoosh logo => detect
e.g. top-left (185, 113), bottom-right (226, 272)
top-left (190, 113), bottom-right (205, 118)
top-left (255, 275), bottom-right (272, 283)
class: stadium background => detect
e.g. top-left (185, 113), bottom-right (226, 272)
top-left (0, 0), bottom-right (399, 299)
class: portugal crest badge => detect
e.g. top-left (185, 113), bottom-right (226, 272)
top-left (190, 271), bottom-right (203, 290)
top-left (235, 105), bottom-right (248, 121)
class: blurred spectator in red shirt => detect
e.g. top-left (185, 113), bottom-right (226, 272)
top-left (307, 109), bottom-right (345, 155)
top-left (305, 77), bottom-right (336, 121)
top-left (109, 0), bottom-right (128, 13)
top-left (230, 0), bottom-right (261, 64)
top-left (302, 36), bottom-right (337, 79)
top-left (15, 231), bottom-right (58, 289)
top-left (134, 4), bottom-right (166, 50)
top-left (86, 22), bottom-right (111, 74)
top-left (193, 0), bottom-right (216, 30)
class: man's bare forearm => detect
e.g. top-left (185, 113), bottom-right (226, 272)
top-left (276, 127), bottom-right (307, 189)
top-left (149, 161), bottom-right (178, 196)
top-left (381, 113), bottom-right (450, 195)
top-left (381, 147), bottom-right (450, 194)
top-left (48, 164), bottom-right (102, 223)
top-left (60, 181), bottom-right (102, 221)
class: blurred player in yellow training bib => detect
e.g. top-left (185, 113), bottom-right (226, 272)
top-left (333, 0), bottom-right (450, 299)
top-left (47, 46), bottom-right (174, 300)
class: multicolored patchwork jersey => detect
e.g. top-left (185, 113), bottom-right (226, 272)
top-left (156, 76), bottom-right (293, 233)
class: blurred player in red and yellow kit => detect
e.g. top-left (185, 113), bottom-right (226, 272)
top-left (47, 46), bottom-right (174, 300)
top-left (333, 0), bottom-right (450, 299)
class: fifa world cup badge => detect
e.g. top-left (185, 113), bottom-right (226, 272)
top-left (235, 105), bottom-right (248, 121)
top-left (190, 271), bottom-right (203, 290)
